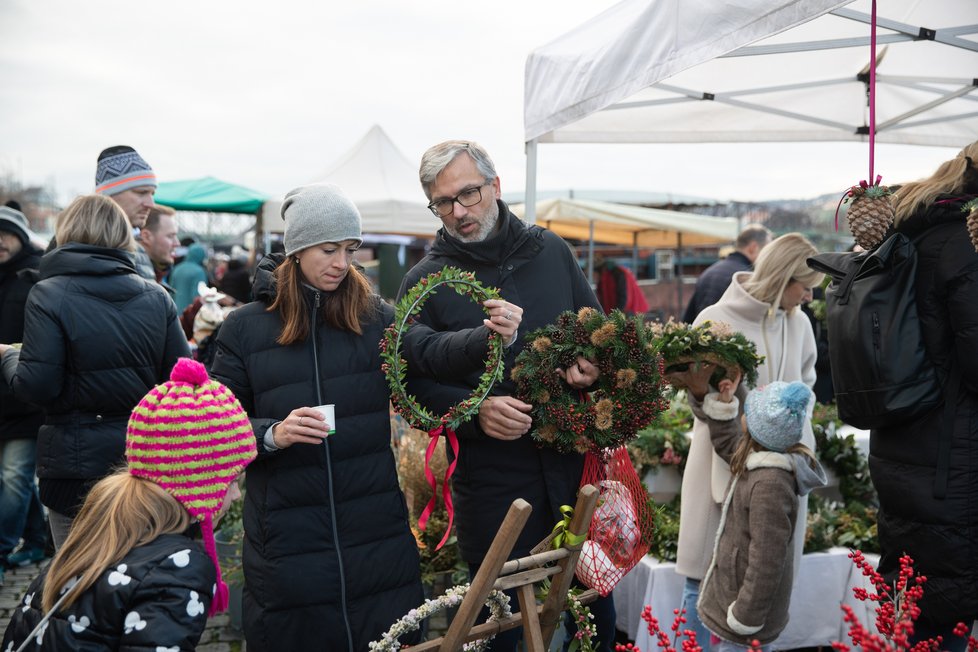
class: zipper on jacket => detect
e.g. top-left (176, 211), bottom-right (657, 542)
top-left (871, 312), bottom-right (881, 374)
top-left (312, 290), bottom-right (355, 652)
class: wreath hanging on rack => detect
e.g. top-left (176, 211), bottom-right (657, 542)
top-left (381, 266), bottom-right (506, 549)
top-left (510, 307), bottom-right (669, 455)
top-left (367, 584), bottom-right (512, 652)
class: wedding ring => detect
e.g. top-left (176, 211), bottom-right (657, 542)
top-left (505, 310), bottom-right (513, 320)
top-left (299, 416), bottom-right (305, 427)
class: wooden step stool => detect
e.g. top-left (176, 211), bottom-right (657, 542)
top-left (409, 483), bottom-right (600, 652)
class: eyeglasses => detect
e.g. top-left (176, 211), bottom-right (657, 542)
top-left (427, 182), bottom-right (490, 218)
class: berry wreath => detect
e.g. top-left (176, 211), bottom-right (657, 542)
top-left (510, 307), bottom-right (670, 455)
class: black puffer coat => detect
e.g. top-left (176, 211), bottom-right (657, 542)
top-left (870, 196), bottom-right (978, 627)
top-left (2, 533), bottom-right (215, 651)
top-left (1, 244), bottom-right (190, 515)
top-left (397, 202), bottom-right (601, 563)
top-left (0, 242), bottom-right (43, 441)
top-left (211, 255), bottom-right (423, 652)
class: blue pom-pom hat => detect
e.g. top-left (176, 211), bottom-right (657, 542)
top-left (744, 381), bottom-right (814, 452)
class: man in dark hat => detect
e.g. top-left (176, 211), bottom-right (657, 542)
top-left (0, 202), bottom-right (47, 585)
top-left (94, 145), bottom-right (158, 280)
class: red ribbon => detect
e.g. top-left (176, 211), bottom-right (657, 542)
top-left (836, 0), bottom-right (882, 233)
top-left (417, 423), bottom-right (459, 551)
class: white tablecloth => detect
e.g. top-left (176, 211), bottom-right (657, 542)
top-left (613, 548), bottom-right (880, 650)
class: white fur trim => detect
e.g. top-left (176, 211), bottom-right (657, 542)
top-left (703, 393), bottom-right (740, 421)
top-left (745, 450), bottom-right (793, 472)
top-left (727, 602), bottom-right (763, 635)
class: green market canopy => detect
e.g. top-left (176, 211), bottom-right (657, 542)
top-left (154, 176), bottom-right (268, 214)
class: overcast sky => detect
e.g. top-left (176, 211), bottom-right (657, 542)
top-left (0, 0), bottom-right (964, 207)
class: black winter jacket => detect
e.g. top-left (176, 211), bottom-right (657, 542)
top-left (0, 242), bottom-right (43, 441)
top-left (211, 255), bottom-right (423, 652)
top-left (1, 244), bottom-right (190, 515)
top-left (397, 202), bottom-right (601, 563)
top-left (2, 533), bottom-right (216, 651)
top-left (870, 196), bottom-right (978, 627)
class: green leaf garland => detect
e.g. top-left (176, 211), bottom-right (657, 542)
top-left (652, 319), bottom-right (764, 388)
top-left (381, 266), bottom-right (505, 432)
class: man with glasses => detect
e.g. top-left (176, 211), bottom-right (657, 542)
top-left (397, 140), bottom-right (617, 652)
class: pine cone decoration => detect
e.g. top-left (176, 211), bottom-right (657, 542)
top-left (846, 191), bottom-right (894, 250)
top-left (967, 206), bottom-right (978, 253)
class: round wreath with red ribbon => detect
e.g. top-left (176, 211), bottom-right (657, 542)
top-left (510, 307), bottom-right (669, 455)
top-left (381, 266), bottom-right (506, 548)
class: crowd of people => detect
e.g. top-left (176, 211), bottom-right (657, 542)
top-left (0, 139), bottom-right (976, 651)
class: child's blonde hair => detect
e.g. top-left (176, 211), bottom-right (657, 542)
top-left (42, 470), bottom-right (191, 613)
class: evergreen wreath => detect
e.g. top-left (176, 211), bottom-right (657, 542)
top-left (368, 584), bottom-right (512, 652)
top-left (510, 307), bottom-right (669, 455)
top-left (381, 266), bottom-right (506, 431)
top-left (652, 319), bottom-right (764, 389)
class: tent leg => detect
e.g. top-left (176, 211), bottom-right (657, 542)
top-left (588, 220), bottom-right (595, 285)
top-left (525, 139), bottom-right (538, 223)
top-left (676, 233), bottom-right (684, 317)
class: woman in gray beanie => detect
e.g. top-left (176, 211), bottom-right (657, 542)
top-left (210, 183), bottom-right (423, 652)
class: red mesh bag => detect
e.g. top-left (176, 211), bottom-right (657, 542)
top-left (575, 447), bottom-right (654, 595)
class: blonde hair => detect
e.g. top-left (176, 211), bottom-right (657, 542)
top-left (55, 194), bottom-right (136, 251)
top-left (268, 256), bottom-right (376, 345)
top-left (729, 428), bottom-right (818, 476)
top-left (42, 471), bottom-right (191, 613)
top-left (893, 141), bottom-right (978, 225)
top-left (741, 233), bottom-right (823, 314)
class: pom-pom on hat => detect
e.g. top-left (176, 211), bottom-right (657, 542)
top-left (282, 183), bottom-right (363, 256)
top-left (744, 381), bottom-right (813, 452)
top-left (95, 145), bottom-right (157, 196)
top-left (125, 358), bottom-right (256, 615)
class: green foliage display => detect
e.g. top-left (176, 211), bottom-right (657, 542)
top-left (651, 320), bottom-right (764, 388)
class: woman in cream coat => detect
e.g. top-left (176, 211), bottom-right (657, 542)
top-left (675, 233), bottom-right (823, 649)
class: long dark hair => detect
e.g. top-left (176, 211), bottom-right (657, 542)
top-left (267, 256), bottom-right (374, 346)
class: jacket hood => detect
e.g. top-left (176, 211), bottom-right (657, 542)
top-left (184, 243), bottom-right (207, 264)
top-left (714, 271), bottom-right (784, 324)
top-left (895, 193), bottom-right (975, 239)
top-left (744, 450), bottom-right (826, 496)
top-left (252, 252), bottom-right (283, 303)
top-left (791, 453), bottom-right (828, 496)
top-left (39, 243), bottom-right (136, 280)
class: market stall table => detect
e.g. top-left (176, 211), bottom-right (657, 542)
top-left (613, 548), bottom-right (880, 649)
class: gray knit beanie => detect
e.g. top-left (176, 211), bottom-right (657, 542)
top-left (282, 183), bottom-right (362, 257)
top-left (744, 381), bottom-right (813, 452)
top-left (0, 206), bottom-right (31, 245)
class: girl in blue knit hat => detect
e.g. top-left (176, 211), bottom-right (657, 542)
top-left (689, 372), bottom-right (826, 652)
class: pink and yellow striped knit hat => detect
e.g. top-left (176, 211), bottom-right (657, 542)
top-left (125, 357), bottom-right (256, 616)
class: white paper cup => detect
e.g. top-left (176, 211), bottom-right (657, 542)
top-left (313, 404), bottom-right (336, 435)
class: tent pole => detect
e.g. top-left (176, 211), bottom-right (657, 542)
top-left (588, 220), bottom-right (595, 285)
top-left (632, 233), bottom-right (639, 276)
top-left (524, 139), bottom-right (538, 223)
top-left (676, 233), bottom-right (684, 318)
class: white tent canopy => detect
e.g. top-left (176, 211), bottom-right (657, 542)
top-left (523, 0), bottom-right (978, 216)
top-left (263, 124), bottom-right (435, 237)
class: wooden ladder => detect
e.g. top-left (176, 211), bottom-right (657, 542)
top-left (409, 483), bottom-right (600, 652)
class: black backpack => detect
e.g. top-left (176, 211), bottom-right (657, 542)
top-left (807, 232), bottom-right (943, 429)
